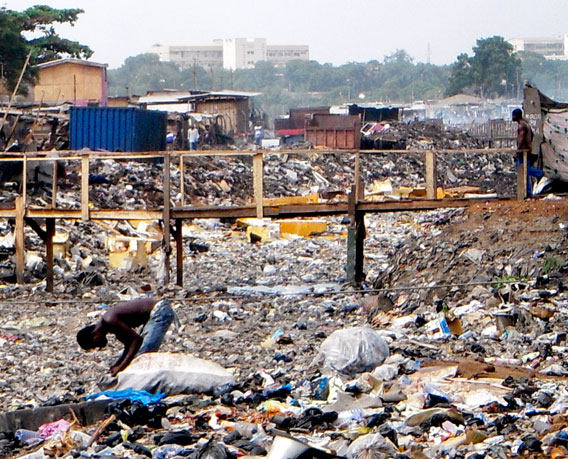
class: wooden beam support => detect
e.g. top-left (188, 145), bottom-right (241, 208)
top-left (51, 158), bottom-right (58, 209)
top-left (22, 155), bottom-right (27, 207)
top-left (81, 155), bottom-right (89, 221)
top-left (163, 153), bottom-right (171, 285)
top-left (354, 208), bottom-right (366, 284)
top-left (425, 150), bottom-right (438, 199)
top-left (180, 155), bottom-right (185, 207)
top-left (253, 153), bottom-right (263, 218)
top-left (45, 219), bottom-right (55, 293)
top-left (346, 185), bottom-right (366, 284)
top-left (517, 151), bottom-right (528, 201)
top-left (15, 196), bottom-right (25, 284)
top-left (354, 151), bottom-right (364, 200)
top-left (175, 218), bottom-right (183, 287)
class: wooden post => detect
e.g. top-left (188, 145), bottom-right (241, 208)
top-left (22, 154), bottom-right (27, 206)
top-left (354, 151), bottom-right (364, 200)
top-left (355, 208), bottom-right (366, 284)
top-left (253, 152), bottom-right (263, 218)
top-left (176, 218), bottom-right (183, 287)
top-left (346, 185), bottom-right (365, 285)
top-left (163, 153), bottom-right (171, 285)
top-left (45, 219), bottom-right (55, 293)
top-left (15, 196), bottom-right (25, 284)
top-left (51, 157), bottom-right (58, 209)
top-left (81, 154), bottom-right (89, 221)
top-left (180, 155), bottom-right (185, 207)
top-left (425, 150), bottom-right (437, 199)
top-left (517, 150), bottom-right (528, 200)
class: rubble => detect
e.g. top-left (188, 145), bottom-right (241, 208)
top-left (2, 126), bottom-right (568, 457)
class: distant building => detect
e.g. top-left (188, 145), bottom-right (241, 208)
top-left (149, 38), bottom-right (309, 70)
top-left (34, 58), bottom-right (108, 106)
top-left (150, 44), bottom-right (223, 70)
top-left (508, 35), bottom-right (568, 60)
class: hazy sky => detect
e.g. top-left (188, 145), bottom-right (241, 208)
top-left (3, 0), bottom-right (567, 69)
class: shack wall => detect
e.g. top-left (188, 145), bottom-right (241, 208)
top-left (195, 98), bottom-right (249, 134)
top-left (34, 63), bottom-right (108, 106)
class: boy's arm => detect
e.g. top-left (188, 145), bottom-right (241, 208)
top-left (106, 319), bottom-right (143, 376)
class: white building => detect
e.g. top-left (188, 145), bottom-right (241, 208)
top-left (149, 38), bottom-right (309, 70)
top-left (508, 35), bottom-right (568, 60)
top-left (149, 44), bottom-right (223, 70)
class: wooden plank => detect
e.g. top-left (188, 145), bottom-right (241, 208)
top-left (354, 151), bottom-right (364, 200)
top-left (81, 155), bottom-right (89, 221)
top-left (163, 153), bottom-right (171, 285)
top-left (15, 197), bottom-right (25, 284)
top-left (425, 150), bottom-right (438, 199)
top-left (253, 153), bottom-right (263, 218)
top-left (346, 186), bottom-right (357, 284)
top-left (176, 218), bottom-right (183, 287)
top-left (22, 154), bottom-right (27, 207)
top-left (355, 209), bottom-right (366, 284)
top-left (51, 158), bottom-right (58, 209)
top-left (180, 155), bottom-right (185, 207)
top-left (45, 219), bottom-right (55, 293)
top-left (517, 151), bottom-right (528, 201)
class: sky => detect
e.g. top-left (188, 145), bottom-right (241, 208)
top-left (2, 0), bottom-right (568, 69)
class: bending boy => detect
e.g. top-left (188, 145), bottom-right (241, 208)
top-left (77, 297), bottom-right (175, 376)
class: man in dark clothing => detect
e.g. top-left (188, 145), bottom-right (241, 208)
top-left (77, 297), bottom-right (175, 376)
top-left (512, 108), bottom-right (544, 194)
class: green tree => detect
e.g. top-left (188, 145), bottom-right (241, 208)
top-left (447, 36), bottom-right (521, 98)
top-left (0, 5), bottom-right (92, 93)
top-left (446, 53), bottom-right (473, 96)
top-left (108, 54), bottom-right (183, 96)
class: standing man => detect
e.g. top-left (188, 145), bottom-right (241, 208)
top-left (188, 125), bottom-right (199, 151)
top-left (512, 108), bottom-right (543, 194)
top-left (77, 297), bottom-right (176, 376)
top-left (512, 109), bottom-right (535, 164)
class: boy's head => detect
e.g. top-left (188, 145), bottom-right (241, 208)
top-left (77, 324), bottom-right (107, 350)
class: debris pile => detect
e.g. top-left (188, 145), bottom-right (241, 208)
top-left (1, 195), bottom-right (568, 457)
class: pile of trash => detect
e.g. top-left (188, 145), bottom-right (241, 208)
top-left (361, 120), bottom-right (485, 151)
top-left (1, 194), bottom-right (568, 457)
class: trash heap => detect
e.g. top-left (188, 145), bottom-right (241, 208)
top-left (1, 193), bottom-right (568, 458)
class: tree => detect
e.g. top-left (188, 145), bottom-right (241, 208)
top-left (108, 54), bottom-right (183, 96)
top-left (0, 5), bottom-right (92, 93)
top-left (446, 53), bottom-right (473, 96)
top-left (447, 36), bottom-right (521, 98)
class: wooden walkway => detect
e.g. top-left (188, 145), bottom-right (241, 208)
top-left (0, 147), bottom-right (532, 291)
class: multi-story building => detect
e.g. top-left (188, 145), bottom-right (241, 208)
top-left (149, 38), bottom-right (309, 70)
top-left (508, 35), bottom-right (568, 60)
top-left (149, 44), bottom-right (223, 70)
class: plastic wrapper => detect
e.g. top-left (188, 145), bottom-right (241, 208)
top-left (319, 327), bottom-right (389, 375)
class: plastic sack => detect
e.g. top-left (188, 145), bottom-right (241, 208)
top-left (319, 327), bottom-right (389, 374)
top-left (115, 352), bottom-right (235, 395)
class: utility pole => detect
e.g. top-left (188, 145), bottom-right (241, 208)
top-left (192, 59), bottom-right (197, 89)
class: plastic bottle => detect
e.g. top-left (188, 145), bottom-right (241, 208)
top-left (235, 421), bottom-right (259, 437)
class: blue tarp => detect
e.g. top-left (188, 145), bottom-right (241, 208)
top-left (86, 389), bottom-right (166, 405)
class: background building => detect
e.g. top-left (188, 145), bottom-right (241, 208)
top-left (508, 35), bottom-right (568, 60)
top-left (34, 58), bottom-right (108, 106)
top-left (149, 44), bottom-right (223, 70)
top-left (149, 38), bottom-right (309, 70)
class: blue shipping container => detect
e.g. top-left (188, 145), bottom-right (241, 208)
top-left (69, 107), bottom-right (167, 152)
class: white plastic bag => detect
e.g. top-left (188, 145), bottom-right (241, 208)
top-left (319, 327), bottom-right (389, 374)
top-left (115, 352), bottom-right (235, 395)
